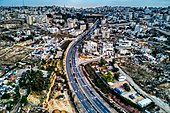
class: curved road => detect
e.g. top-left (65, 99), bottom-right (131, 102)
top-left (65, 20), bottom-right (112, 113)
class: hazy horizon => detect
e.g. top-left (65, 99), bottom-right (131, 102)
top-left (0, 0), bottom-right (170, 8)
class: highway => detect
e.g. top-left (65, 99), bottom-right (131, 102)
top-left (65, 20), bottom-right (111, 113)
top-left (73, 48), bottom-right (111, 113)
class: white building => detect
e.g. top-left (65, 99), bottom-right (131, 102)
top-left (34, 15), bottom-right (48, 24)
top-left (26, 15), bottom-right (33, 25)
top-left (141, 46), bottom-right (151, 53)
top-left (118, 75), bottom-right (126, 82)
top-left (47, 27), bottom-right (59, 34)
top-left (102, 29), bottom-right (110, 38)
top-left (153, 36), bottom-right (167, 42)
top-left (67, 18), bottom-right (74, 28)
top-left (26, 30), bottom-right (31, 35)
top-left (137, 98), bottom-right (152, 108)
top-left (101, 19), bottom-right (107, 25)
top-left (69, 29), bottom-right (83, 36)
top-left (79, 20), bottom-right (85, 24)
top-left (80, 24), bottom-right (86, 31)
top-left (135, 24), bottom-right (147, 32)
top-left (83, 41), bottom-right (98, 54)
top-left (119, 49), bottom-right (130, 55)
top-left (144, 53), bottom-right (156, 61)
top-left (102, 43), bottom-right (114, 56)
top-left (163, 14), bottom-right (170, 22)
top-left (117, 39), bottom-right (132, 48)
top-left (129, 12), bottom-right (133, 20)
top-left (94, 28), bottom-right (100, 36)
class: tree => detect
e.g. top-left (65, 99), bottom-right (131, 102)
top-left (99, 57), bottom-right (107, 67)
top-left (32, 70), bottom-right (45, 92)
top-left (96, 78), bottom-right (102, 88)
top-left (114, 73), bottom-right (120, 80)
top-left (123, 83), bottom-right (131, 91)
top-left (101, 88), bottom-right (107, 93)
top-left (107, 71), bottom-right (113, 82)
top-left (1, 93), bottom-right (10, 99)
top-left (103, 71), bottom-right (113, 82)
top-left (20, 96), bottom-right (28, 105)
top-left (113, 67), bottom-right (119, 72)
top-left (41, 59), bottom-right (46, 65)
top-left (106, 74), bottom-right (113, 82)
top-left (112, 58), bottom-right (115, 66)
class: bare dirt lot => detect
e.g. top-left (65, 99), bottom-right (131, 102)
top-left (47, 92), bottom-right (74, 113)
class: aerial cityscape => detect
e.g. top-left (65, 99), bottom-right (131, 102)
top-left (0, 1), bottom-right (170, 113)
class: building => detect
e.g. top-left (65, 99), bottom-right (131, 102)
top-left (117, 39), bottom-right (132, 48)
top-left (88, 22), bottom-right (94, 28)
top-left (83, 41), bottom-right (98, 54)
top-left (143, 53), bottom-right (156, 61)
top-left (101, 19), bottom-right (107, 25)
top-left (47, 27), bottom-right (59, 34)
top-left (134, 24), bottom-right (147, 32)
top-left (34, 15), bottom-right (48, 24)
top-left (80, 24), bottom-right (86, 31)
top-left (67, 18), bottom-right (74, 28)
top-left (118, 75), bottom-right (126, 82)
top-left (102, 29), bottom-right (110, 38)
top-left (129, 12), bottom-right (133, 20)
top-left (69, 29), bottom-right (83, 36)
top-left (137, 98), bottom-right (152, 108)
top-left (153, 36), bottom-right (167, 42)
top-left (119, 49), bottom-right (130, 55)
top-left (102, 43), bottom-right (114, 57)
top-left (26, 15), bottom-right (33, 25)
top-left (94, 28), bottom-right (100, 36)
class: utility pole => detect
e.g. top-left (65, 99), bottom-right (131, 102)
top-left (22, 0), bottom-right (25, 6)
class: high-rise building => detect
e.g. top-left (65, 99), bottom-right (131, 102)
top-left (26, 15), bottom-right (33, 25)
top-left (129, 12), bottom-right (133, 20)
top-left (163, 14), bottom-right (170, 22)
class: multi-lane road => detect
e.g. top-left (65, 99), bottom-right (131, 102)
top-left (65, 20), bottom-right (112, 113)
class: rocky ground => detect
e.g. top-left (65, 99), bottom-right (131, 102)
top-left (120, 60), bottom-right (170, 106)
top-left (0, 45), bottom-right (32, 65)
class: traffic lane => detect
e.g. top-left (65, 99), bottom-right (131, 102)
top-left (76, 65), bottom-right (111, 113)
top-left (67, 19), bottom-right (103, 112)
top-left (74, 72), bottom-right (111, 113)
top-left (72, 63), bottom-right (106, 112)
top-left (68, 67), bottom-right (95, 112)
top-left (82, 85), bottom-right (110, 113)
top-left (72, 57), bottom-right (111, 113)
top-left (67, 71), bottom-right (96, 112)
top-left (67, 58), bottom-right (96, 112)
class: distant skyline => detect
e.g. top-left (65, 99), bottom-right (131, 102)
top-left (0, 0), bottom-right (170, 8)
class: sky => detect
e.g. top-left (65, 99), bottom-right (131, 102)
top-left (0, 0), bottom-right (170, 8)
